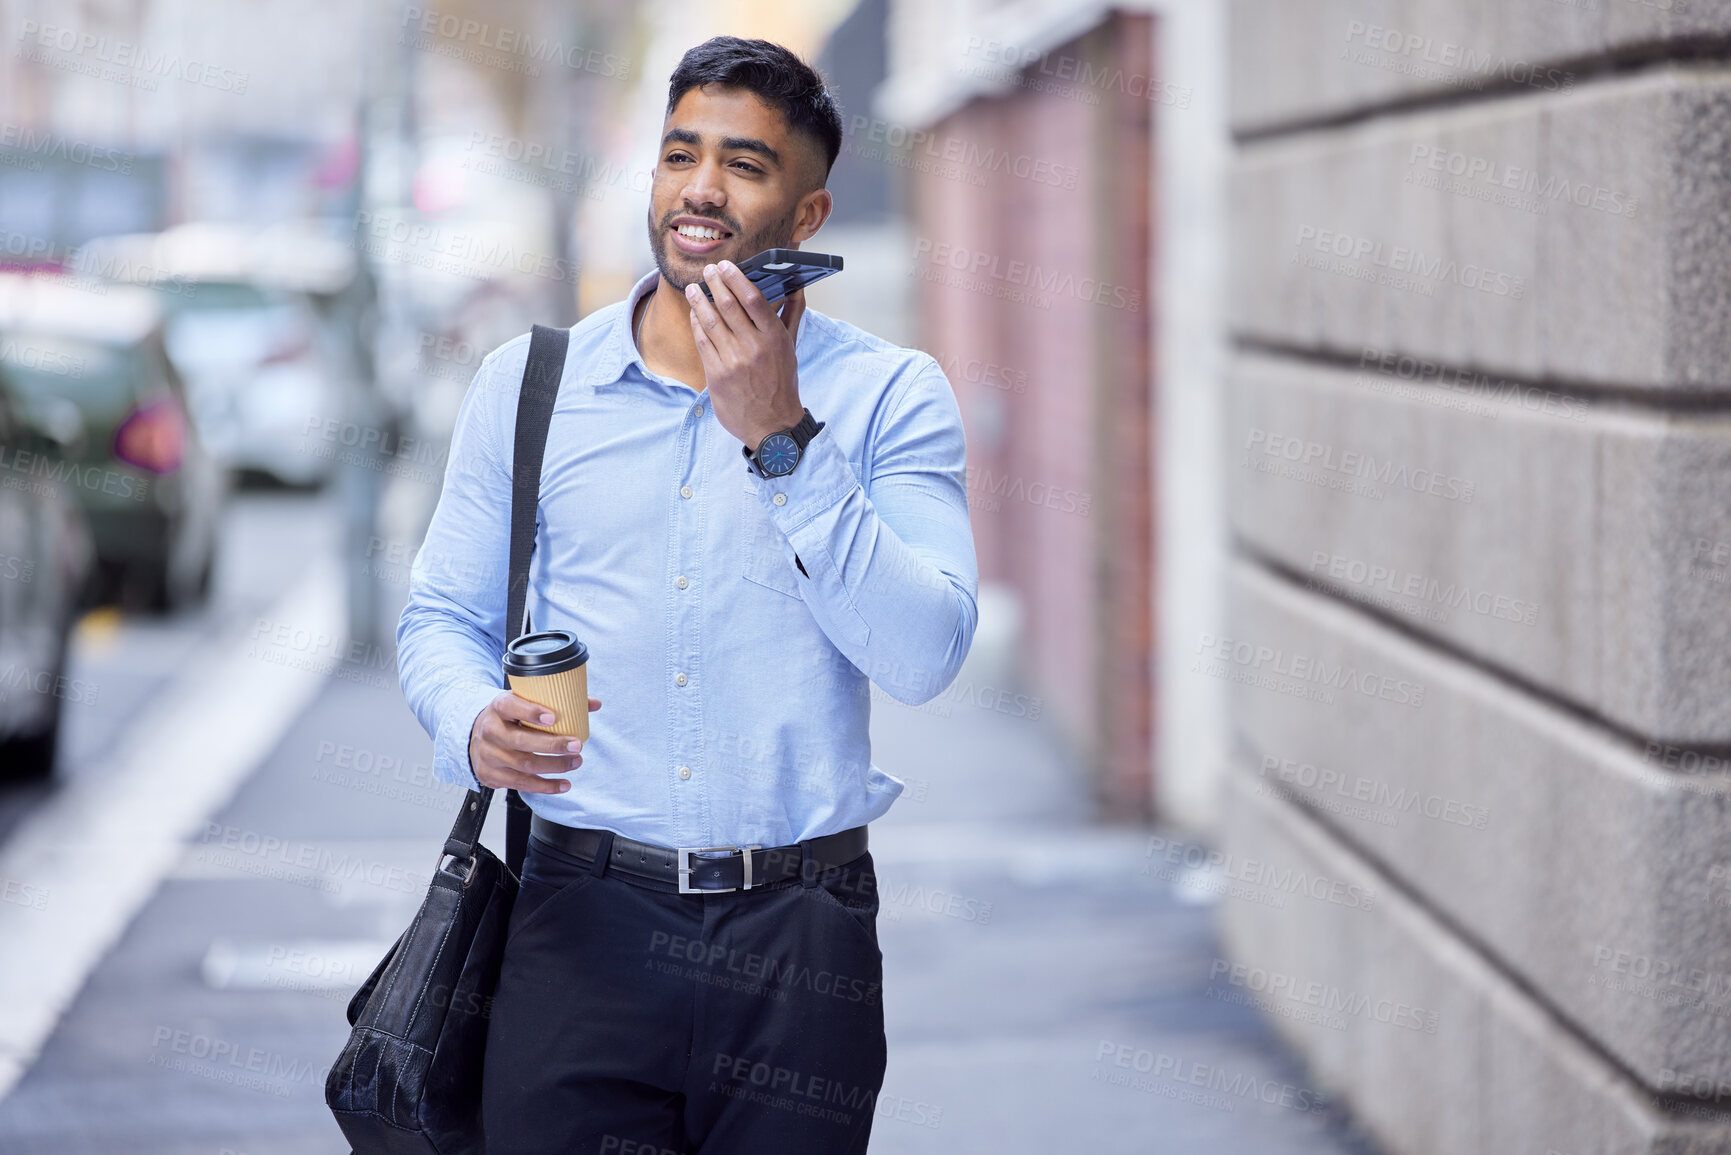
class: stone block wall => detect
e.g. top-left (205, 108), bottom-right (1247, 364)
top-left (1220, 4), bottom-right (1731, 1151)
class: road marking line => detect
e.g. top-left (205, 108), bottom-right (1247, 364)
top-left (201, 937), bottom-right (398, 993)
top-left (167, 837), bottom-right (440, 907)
top-left (0, 558), bottom-right (345, 1100)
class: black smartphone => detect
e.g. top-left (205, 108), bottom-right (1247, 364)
top-left (698, 248), bottom-right (843, 305)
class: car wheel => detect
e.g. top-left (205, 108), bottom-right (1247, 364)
top-left (127, 557), bottom-right (173, 614)
top-left (0, 633), bottom-right (68, 781)
top-left (86, 559), bottom-right (120, 608)
top-left (0, 718), bottom-right (59, 781)
top-left (193, 548), bottom-right (215, 600)
top-left (160, 542), bottom-right (215, 612)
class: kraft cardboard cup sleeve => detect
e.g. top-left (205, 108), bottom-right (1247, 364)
top-left (503, 631), bottom-right (590, 742)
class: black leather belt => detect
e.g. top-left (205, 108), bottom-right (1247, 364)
top-left (528, 814), bottom-right (868, 895)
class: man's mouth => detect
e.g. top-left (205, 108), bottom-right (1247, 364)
top-left (669, 218), bottom-right (733, 255)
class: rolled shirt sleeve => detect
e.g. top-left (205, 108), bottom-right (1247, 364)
top-left (754, 356), bottom-right (978, 706)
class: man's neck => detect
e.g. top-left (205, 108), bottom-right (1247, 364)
top-left (635, 280), bottom-right (707, 393)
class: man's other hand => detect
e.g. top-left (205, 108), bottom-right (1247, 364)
top-left (467, 690), bottom-right (602, 793)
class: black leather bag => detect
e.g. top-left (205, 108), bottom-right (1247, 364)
top-left (325, 323), bottom-right (571, 1154)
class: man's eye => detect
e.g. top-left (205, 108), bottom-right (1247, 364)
top-left (732, 162), bottom-right (762, 175)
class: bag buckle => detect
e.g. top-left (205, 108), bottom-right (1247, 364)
top-left (437, 853), bottom-right (476, 885)
top-left (676, 844), bottom-right (763, 894)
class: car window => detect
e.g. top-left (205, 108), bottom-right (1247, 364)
top-left (0, 334), bottom-right (140, 423)
top-left (0, 377), bottom-right (21, 443)
top-left (164, 302), bottom-right (309, 372)
top-left (158, 281), bottom-right (271, 312)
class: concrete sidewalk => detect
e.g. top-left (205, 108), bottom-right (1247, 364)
top-left (0, 619), bottom-right (1385, 1153)
top-left (858, 647), bottom-right (1384, 1153)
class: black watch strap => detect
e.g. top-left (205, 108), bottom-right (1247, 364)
top-left (744, 407), bottom-right (825, 477)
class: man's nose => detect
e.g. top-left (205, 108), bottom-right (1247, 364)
top-left (681, 159), bottom-right (728, 208)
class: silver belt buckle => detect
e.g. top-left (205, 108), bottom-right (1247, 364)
top-left (676, 844), bottom-right (763, 894)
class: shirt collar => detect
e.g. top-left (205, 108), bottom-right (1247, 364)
top-left (586, 269), bottom-right (662, 391)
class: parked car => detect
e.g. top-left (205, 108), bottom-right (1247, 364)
top-left (0, 274), bottom-right (226, 613)
top-left (0, 360), bottom-right (95, 778)
top-left (75, 222), bottom-right (357, 488)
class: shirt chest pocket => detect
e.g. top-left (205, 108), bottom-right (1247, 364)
top-left (739, 459), bottom-right (865, 599)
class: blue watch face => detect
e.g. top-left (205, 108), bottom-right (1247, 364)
top-left (758, 432), bottom-right (800, 476)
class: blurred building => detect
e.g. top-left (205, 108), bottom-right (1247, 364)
top-left (1218, 2), bottom-right (1731, 1152)
top-left (877, 0), bottom-right (1228, 826)
top-left (0, 0), bottom-right (369, 239)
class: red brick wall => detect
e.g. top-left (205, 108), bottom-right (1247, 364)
top-left (911, 13), bottom-right (1156, 819)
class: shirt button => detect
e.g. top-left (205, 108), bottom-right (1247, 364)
top-left (675, 672), bottom-right (688, 686)
top-left (773, 493), bottom-right (787, 506)
top-left (676, 575), bottom-right (689, 589)
top-left (680, 485), bottom-right (693, 499)
top-left (678, 765), bottom-right (691, 780)
top-left (693, 404), bottom-right (704, 418)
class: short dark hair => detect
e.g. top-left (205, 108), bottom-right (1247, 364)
top-left (666, 36), bottom-right (843, 183)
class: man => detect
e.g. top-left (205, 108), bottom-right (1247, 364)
top-left (397, 35), bottom-right (977, 1154)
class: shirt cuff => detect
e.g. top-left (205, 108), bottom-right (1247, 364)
top-left (754, 421), bottom-right (856, 532)
top-left (434, 680), bottom-right (504, 792)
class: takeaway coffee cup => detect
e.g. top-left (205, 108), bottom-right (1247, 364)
top-left (502, 630), bottom-right (590, 742)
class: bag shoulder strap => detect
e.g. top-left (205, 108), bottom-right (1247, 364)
top-left (508, 323), bottom-right (570, 641)
top-left (443, 323), bottom-right (571, 873)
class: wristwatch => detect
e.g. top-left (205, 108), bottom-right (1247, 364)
top-left (742, 407), bottom-right (825, 478)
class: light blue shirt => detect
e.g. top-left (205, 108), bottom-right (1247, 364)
top-left (396, 270), bottom-right (979, 848)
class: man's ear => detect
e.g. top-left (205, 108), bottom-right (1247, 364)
top-left (791, 187), bottom-right (833, 245)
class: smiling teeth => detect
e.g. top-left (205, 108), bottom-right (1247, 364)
top-left (677, 224), bottom-right (723, 240)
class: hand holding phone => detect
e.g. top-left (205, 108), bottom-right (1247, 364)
top-left (698, 248), bottom-right (844, 305)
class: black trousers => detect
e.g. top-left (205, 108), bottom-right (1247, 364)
top-left (481, 829), bottom-right (888, 1154)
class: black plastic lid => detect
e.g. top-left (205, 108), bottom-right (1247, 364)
top-left (502, 630), bottom-right (588, 677)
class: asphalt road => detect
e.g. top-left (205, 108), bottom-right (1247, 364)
top-left (0, 487), bottom-right (1387, 1154)
top-left (0, 490), bottom-right (340, 846)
